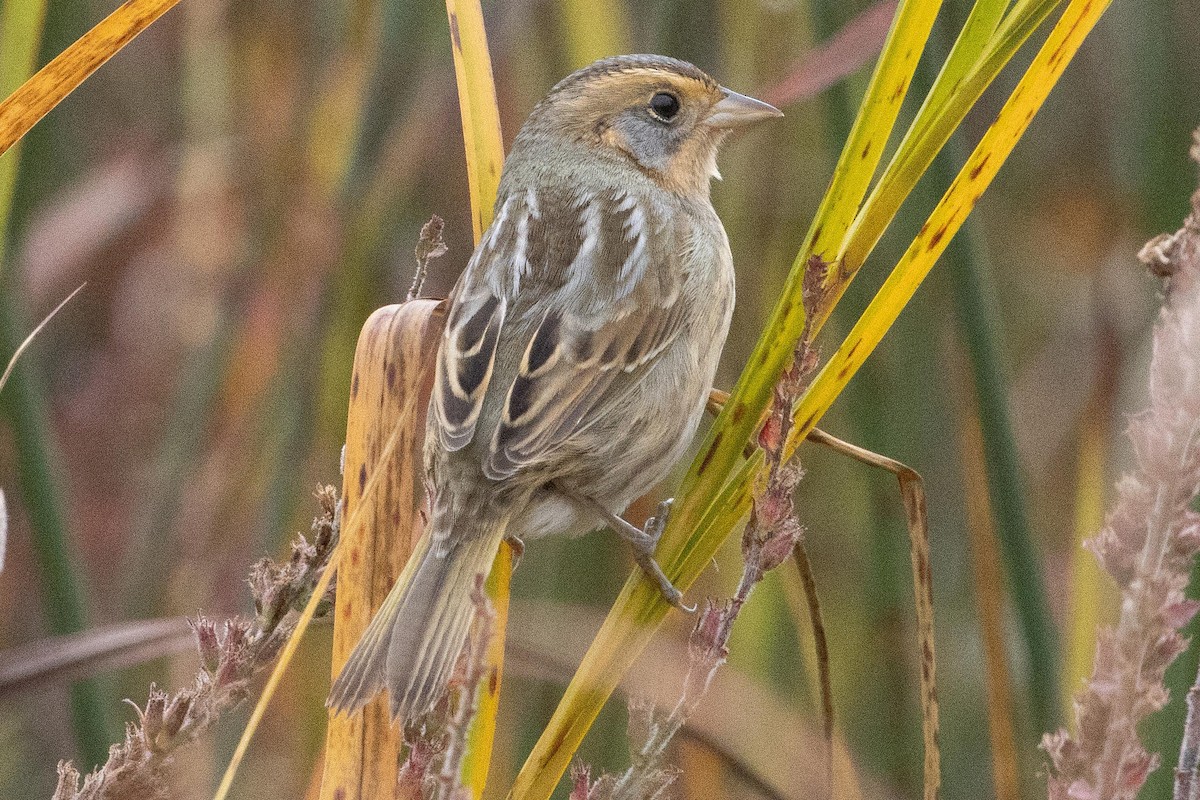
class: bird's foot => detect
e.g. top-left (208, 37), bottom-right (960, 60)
top-left (633, 549), bottom-right (693, 612)
top-left (618, 498), bottom-right (692, 613)
top-left (632, 498), bottom-right (692, 612)
top-left (553, 483), bottom-right (692, 612)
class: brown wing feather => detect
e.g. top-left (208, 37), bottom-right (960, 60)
top-left (431, 184), bottom-right (691, 477)
top-left (483, 187), bottom-right (686, 480)
top-left (432, 272), bottom-right (506, 452)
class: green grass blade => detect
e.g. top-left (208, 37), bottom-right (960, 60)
top-left (920, 0), bottom-right (1008, 119)
top-left (0, 302), bottom-right (112, 767)
top-left (445, 0), bottom-right (504, 239)
top-left (0, 0), bottom-right (48, 271)
top-left (940, 182), bottom-right (1059, 733)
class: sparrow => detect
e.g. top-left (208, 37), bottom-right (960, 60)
top-left (328, 54), bottom-right (782, 722)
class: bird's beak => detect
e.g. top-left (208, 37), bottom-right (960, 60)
top-left (706, 87), bottom-right (783, 129)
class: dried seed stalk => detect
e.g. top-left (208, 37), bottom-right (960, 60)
top-left (51, 487), bottom-right (340, 800)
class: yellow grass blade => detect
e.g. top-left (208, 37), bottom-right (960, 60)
top-left (445, 0), bottom-right (504, 239)
top-left (787, 0), bottom-right (1113, 460)
top-left (0, 0), bottom-right (181, 157)
top-left (559, 0), bottom-right (631, 69)
top-left (1062, 395), bottom-right (1117, 719)
top-left (442, 2), bottom-right (510, 794)
top-left (460, 543), bottom-right (512, 796)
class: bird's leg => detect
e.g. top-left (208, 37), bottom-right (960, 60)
top-left (553, 483), bottom-right (693, 612)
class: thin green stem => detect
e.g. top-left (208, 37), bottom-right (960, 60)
top-left (940, 185), bottom-right (1059, 734)
top-left (0, 0), bottom-right (48, 272)
top-left (0, 297), bottom-right (113, 767)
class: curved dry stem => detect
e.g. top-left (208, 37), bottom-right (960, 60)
top-left (804, 427), bottom-right (939, 800)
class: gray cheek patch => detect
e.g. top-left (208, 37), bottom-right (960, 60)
top-left (611, 112), bottom-right (686, 175)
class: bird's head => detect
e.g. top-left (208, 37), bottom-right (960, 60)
top-left (515, 55), bottom-right (782, 197)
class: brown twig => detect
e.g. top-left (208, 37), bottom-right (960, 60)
top-left (792, 540), bottom-right (834, 792)
top-left (407, 214), bottom-right (448, 302)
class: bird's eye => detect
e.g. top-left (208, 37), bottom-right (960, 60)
top-left (648, 92), bottom-right (681, 122)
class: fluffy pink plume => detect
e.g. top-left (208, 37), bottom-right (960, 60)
top-left (1044, 143), bottom-right (1200, 799)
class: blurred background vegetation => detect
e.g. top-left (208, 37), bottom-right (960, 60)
top-left (2, 0), bottom-right (1199, 798)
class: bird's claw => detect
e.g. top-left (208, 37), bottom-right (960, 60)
top-left (633, 548), bottom-right (694, 612)
top-left (503, 532), bottom-right (526, 566)
top-left (632, 498), bottom-right (692, 612)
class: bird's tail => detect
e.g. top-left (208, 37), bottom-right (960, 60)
top-left (327, 520), bottom-right (506, 721)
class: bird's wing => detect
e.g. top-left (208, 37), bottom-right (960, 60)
top-left (429, 184), bottom-right (692, 479)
